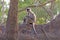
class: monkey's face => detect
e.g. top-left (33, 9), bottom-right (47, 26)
top-left (26, 8), bottom-right (31, 12)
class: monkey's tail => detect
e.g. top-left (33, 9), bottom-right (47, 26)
top-left (32, 23), bottom-right (38, 35)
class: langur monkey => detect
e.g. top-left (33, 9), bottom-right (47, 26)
top-left (23, 8), bottom-right (37, 34)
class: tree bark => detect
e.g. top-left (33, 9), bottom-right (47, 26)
top-left (6, 0), bottom-right (18, 40)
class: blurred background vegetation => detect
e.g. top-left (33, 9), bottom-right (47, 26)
top-left (0, 0), bottom-right (60, 25)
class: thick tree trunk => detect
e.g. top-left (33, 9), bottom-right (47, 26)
top-left (6, 0), bottom-right (18, 40)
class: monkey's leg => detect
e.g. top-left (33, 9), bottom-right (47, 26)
top-left (32, 23), bottom-right (37, 34)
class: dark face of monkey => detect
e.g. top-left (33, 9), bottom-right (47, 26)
top-left (26, 8), bottom-right (31, 12)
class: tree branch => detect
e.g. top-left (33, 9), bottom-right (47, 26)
top-left (18, 0), bottom-right (55, 12)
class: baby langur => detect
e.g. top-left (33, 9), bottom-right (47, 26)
top-left (23, 8), bottom-right (37, 34)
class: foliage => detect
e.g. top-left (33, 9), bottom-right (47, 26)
top-left (0, 0), bottom-right (60, 24)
